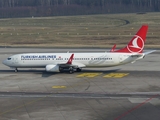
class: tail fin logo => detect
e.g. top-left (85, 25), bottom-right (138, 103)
top-left (127, 35), bottom-right (144, 53)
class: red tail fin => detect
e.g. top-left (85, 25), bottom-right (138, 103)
top-left (115, 25), bottom-right (148, 53)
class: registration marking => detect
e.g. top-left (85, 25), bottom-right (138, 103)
top-left (77, 73), bottom-right (102, 78)
top-left (103, 73), bottom-right (129, 78)
top-left (52, 86), bottom-right (67, 89)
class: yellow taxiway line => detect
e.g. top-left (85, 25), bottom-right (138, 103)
top-left (103, 73), bottom-right (129, 78)
top-left (77, 73), bottom-right (102, 78)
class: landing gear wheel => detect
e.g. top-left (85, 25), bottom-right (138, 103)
top-left (76, 68), bottom-right (82, 72)
top-left (69, 67), bottom-right (74, 74)
top-left (59, 67), bottom-right (63, 73)
top-left (15, 68), bottom-right (18, 72)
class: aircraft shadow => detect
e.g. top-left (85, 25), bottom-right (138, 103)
top-left (0, 69), bottom-right (45, 74)
top-left (81, 68), bottom-right (121, 73)
top-left (40, 68), bottom-right (121, 77)
top-left (0, 68), bottom-right (121, 78)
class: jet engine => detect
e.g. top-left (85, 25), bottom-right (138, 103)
top-left (45, 64), bottom-right (59, 72)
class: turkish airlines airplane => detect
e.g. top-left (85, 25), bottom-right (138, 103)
top-left (3, 25), bottom-right (155, 73)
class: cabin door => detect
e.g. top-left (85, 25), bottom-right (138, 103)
top-left (119, 55), bottom-right (123, 63)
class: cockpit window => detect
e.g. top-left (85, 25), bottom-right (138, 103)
top-left (7, 58), bottom-right (11, 60)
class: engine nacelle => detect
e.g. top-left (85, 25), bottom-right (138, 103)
top-left (45, 64), bottom-right (59, 72)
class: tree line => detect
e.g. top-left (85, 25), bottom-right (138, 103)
top-left (0, 0), bottom-right (159, 18)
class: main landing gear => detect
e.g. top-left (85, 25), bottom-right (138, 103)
top-left (59, 67), bottom-right (64, 73)
top-left (69, 67), bottom-right (82, 74)
top-left (76, 68), bottom-right (82, 72)
top-left (59, 67), bottom-right (82, 74)
top-left (69, 67), bottom-right (74, 74)
top-left (14, 68), bottom-right (18, 72)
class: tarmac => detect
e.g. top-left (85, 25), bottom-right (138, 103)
top-left (0, 48), bottom-right (159, 120)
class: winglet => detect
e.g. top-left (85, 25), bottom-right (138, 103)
top-left (110, 44), bottom-right (116, 52)
top-left (67, 54), bottom-right (74, 64)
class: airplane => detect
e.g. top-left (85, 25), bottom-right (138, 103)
top-left (3, 25), bottom-right (156, 74)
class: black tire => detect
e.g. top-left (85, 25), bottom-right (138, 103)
top-left (76, 68), bottom-right (82, 72)
top-left (69, 70), bottom-right (73, 74)
top-left (59, 67), bottom-right (63, 73)
top-left (69, 67), bottom-right (74, 74)
top-left (15, 68), bottom-right (18, 72)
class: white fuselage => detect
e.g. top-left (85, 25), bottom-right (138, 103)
top-left (3, 52), bottom-right (141, 69)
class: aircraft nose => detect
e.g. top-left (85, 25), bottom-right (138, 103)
top-left (2, 59), bottom-right (7, 65)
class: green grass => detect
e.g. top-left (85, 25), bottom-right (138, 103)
top-left (0, 12), bottom-right (160, 48)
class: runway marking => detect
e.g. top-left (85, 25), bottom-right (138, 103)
top-left (103, 73), bottom-right (129, 78)
top-left (114, 94), bottom-right (159, 120)
top-left (77, 73), bottom-right (102, 78)
top-left (0, 73), bottom-right (100, 116)
top-left (52, 86), bottom-right (67, 89)
top-left (0, 97), bottom-right (46, 116)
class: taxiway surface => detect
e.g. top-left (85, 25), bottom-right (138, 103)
top-left (0, 48), bottom-right (159, 120)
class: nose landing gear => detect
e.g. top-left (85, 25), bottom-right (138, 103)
top-left (14, 68), bottom-right (18, 72)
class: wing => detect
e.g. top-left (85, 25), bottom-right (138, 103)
top-left (58, 54), bottom-right (86, 68)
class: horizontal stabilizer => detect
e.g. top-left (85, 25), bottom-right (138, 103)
top-left (144, 50), bottom-right (156, 55)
